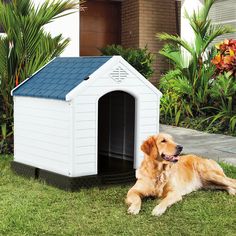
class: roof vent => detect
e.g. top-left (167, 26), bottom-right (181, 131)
top-left (110, 66), bottom-right (128, 83)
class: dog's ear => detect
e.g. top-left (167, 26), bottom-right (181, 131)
top-left (141, 136), bottom-right (157, 156)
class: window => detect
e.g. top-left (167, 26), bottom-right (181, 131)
top-left (209, 0), bottom-right (236, 42)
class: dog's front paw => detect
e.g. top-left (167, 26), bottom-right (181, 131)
top-left (152, 205), bottom-right (166, 216)
top-left (228, 188), bottom-right (236, 195)
top-left (127, 204), bottom-right (140, 215)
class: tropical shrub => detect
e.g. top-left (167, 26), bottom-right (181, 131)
top-left (202, 72), bottom-right (236, 134)
top-left (99, 44), bottom-right (154, 79)
top-left (0, 0), bottom-right (81, 153)
top-left (158, 0), bottom-right (235, 130)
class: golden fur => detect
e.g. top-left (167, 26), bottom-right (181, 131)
top-left (126, 133), bottom-right (236, 216)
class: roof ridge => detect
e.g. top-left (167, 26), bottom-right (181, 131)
top-left (56, 56), bottom-right (113, 59)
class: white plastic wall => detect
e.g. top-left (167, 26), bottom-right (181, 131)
top-left (14, 96), bottom-right (72, 176)
top-left (71, 61), bottom-right (160, 177)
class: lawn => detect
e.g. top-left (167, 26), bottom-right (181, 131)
top-left (0, 156), bottom-right (236, 236)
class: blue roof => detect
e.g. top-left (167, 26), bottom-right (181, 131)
top-left (13, 56), bottom-right (112, 100)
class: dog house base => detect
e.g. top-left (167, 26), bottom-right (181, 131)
top-left (11, 161), bottom-right (136, 191)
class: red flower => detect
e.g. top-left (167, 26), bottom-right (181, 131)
top-left (212, 39), bottom-right (236, 76)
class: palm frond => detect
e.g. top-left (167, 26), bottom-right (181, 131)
top-left (35, 0), bottom-right (82, 26)
top-left (157, 33), bottom-right (194, 56)
top-left (159, 44), bottom-right (186, 69)
top-left (20, 32), bottom-right (69, 81)
top-left (203, 24), bottom-right (236, 51)
top-left (199, 0), bottom-right (215, 22)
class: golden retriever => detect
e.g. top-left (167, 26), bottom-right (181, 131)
top-left (126, 133), bottom-right (236, 216)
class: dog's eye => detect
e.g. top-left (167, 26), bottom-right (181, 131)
top-left (161, 139), bottom-right (167, 143)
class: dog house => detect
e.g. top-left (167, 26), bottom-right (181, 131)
top-left (11, 56), bottom-right (162, 190)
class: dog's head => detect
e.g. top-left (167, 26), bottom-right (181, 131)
top-left (141, 133), bottom-right (183, 163)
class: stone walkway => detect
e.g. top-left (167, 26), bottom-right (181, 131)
top-left (160, 124), bottom-right (236, 166)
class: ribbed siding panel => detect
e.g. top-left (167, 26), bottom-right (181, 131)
top-left (14, 97), bottom-right (71, 176)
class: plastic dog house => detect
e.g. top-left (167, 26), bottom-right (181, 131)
top-left (11, 56), bottom-right (162, 190)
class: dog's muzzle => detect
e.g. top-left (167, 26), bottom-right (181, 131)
top-left (161, 145), bottom-right (183, 163)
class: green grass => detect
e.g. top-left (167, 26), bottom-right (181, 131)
top-left (0, 156), bottom-right (236, 236)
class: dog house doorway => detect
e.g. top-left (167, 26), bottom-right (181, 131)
top-left (98, 91), bottom-right (135, 175)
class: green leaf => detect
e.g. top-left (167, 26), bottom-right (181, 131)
top-left (175, 110), bottom-right (181, 126)
top-left (1, 123), bottom-right (7, 139)
top-left (230, 116), bottom-right (236, 132)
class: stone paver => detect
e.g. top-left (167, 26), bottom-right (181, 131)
top-left (160, 124), bottom-right (236, 166)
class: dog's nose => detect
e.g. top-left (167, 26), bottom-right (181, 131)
top-left (176, 145), bottom-right (183, 152)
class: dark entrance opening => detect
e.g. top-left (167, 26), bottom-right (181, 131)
top-left (98, 91), bottom-right (135, 176)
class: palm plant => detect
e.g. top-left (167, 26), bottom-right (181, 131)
top-left (0, 0), bottom-right (82, 153)
top-left (158, 0), bottom-right (235, 124)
